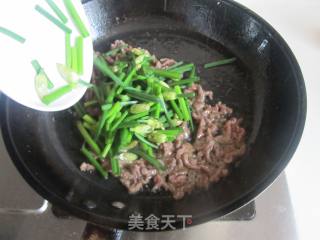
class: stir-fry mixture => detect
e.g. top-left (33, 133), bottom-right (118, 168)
top-left (76, 40), bottom-right (246, 199)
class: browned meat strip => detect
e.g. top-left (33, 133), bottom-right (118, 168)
top-left (83, 41), bottom-right (246, 200)
top-left (148, 84), bottom-right (246, 199)
top-left (80, 162), bottom-right (95, 172)
top-left (119, 83), bottom-right (246, 199)
top-left (120, 160), bottom-right (157, 194)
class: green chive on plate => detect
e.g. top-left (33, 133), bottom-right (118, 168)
top-left (0, 0), bottom-right (93, 111)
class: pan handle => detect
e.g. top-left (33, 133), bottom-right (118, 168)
top-left (81, 223), bottom-right (124, 240)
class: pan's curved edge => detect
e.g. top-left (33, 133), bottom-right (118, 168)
top-left (190, 0), bottom-right (307, 223)
top-left (0, 0), bottom-right (307, 230)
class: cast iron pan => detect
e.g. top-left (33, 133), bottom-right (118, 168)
top-left (0, 0), bottom-right (306, 234)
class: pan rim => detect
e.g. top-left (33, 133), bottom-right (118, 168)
top-left (0, 0), bottom-right (307, 230)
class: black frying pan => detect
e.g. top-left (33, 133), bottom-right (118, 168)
top-left (0, 0), bottom-right (306, 232)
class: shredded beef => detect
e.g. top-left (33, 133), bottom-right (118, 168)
top-left (82, 41), bottom-right (246, 199)
top-left (119, 84), bottom-right (246, 199)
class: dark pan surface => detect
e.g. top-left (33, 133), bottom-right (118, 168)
top-left (0, 0), bottom-right (306, 230)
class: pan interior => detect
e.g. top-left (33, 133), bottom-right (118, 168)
top-left (0, 0), bottom-right (305, 229)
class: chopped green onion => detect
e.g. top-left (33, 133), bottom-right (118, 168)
top-left (118, 121), bottom-right (139, 129)
top-left (83, 122), bottom-right (96, 132)
top-left (82, 114), bottom-right (97, 125)
top-left (116, 67), bottom-right (137, 94)
top-left (71, 46), bottom-right (78, 73)
top-left (110, 111), bottom-right (128, 132)
top-left (35, 5), bottom-right (72, 34)
top-left (94, 56), bottom-right (125, 87)
top-left (105, 87), bottom-right (116, 104)
top-left (119, 128), bottom-right (132, 149)
top-left (169, 77), bottom-right (200, 86)
top-left (141, 118), bottom-right (164, 129)
top-left (146, 146), bottom-right (155, 157)
top-left (75, 36), bottom-right (84, 74)
top-left (84, 100), bottom-right (98, 108)
top-left (134, 133), bottom-right (158, 149)
top-left (117, 152), bottom-right (138, 163)
top-left (170, 100), bottom-right (183, 120)
top-left (152, 86), bottom-right (162, 118)
top-left (99, 101), bottom-right (122, 132)
top-left (34, 71), bottom-right (49, 98)
top-left (111, 157), bottom-right (120, 176)
top-left (0, 26), bottom-right (25, 43)
top-left (120, 101), bottom-right (138, 107)
top-left (175, 86), bottom-right (190, 121)
top-left (158, 91), bottom-right (172, 125)
top-left (130, 124), bottom-right (153, 136)
top-left (147, 132), bottom-right (167, 145)
top-left (130, 148), bottom-right (165, 171)
top-left (31, 60), bottom-right (54, 89)
top-left (171, 118), bottom-right (183, 127)
top-left (171, 63), bottom-right (194, 73)
top-left (120, 141), bottom-right (138, 152)
top-left (56, 63), bottom-right (78, 84)
top-left (154, 79), bottom-right (171, 90)
top-left (105, 102), bottom-right (122, 119)
top-left (63, 0), bottom-right (90, 37)
top-left (190, 65), bottom-right (196, 78)
top-left (130, 103), bottom-right (151, 114)
top-left (156, 128), bottom-right (182, 136)
top-left (178, 92), bottom-right (196, 98)
top-left (31, 60), bottom-right (42, 74)
top-left (126, 89), bottom-right (160, 103)
top-left (101, 103), bottom-right (112, 111)
top-left (117, 94), bottom-right (131, 102)
top-left (186, 100), bottom-right (194, 132)
top-left (77, 121), bottom-right (101, 155)
top-left (101, 133), bottom-right (115, 158)
top-left (204, 57), bottom-right (237, 69)
top-left (95, 111), bottom-right (108, 139)
top-left (162, 91), bottom-right (177, 101)
top-left (78, 79), bottom-right (94, 88)
top-left (93, 85), bottom-right (104, 103)
top-left (74, 103), bottom-right (85, 117)
top-left (41, 84), bottom-right (74, 105)
top-left (45, 0), bottom-right (68, 23)
top-left (65, 33), bottom-right (72, 68)
top-left (81, 146), bottom-right (108, 178)
top-left (107, 113), bottom-right (120, 132)
top-left (153, 103), bottom-right (161, 118)
top-left (166, 61), bottom-right (184, 70)
top-left (152, 68), bottom-right (182, 80)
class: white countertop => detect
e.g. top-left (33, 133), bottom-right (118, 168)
top-left (237, 1), bottom-right (320, 239)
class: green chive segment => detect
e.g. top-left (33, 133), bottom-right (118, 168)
top-left (0, 26), bottom-right (26, 43)
top-left (71, 46), bottom-right (78, 73)
top-left (204, 57), bottom-right (237, 69)
top-left (77, 121), bottom-right (101, 155)
top-left (45, 0), bottom-right (68, 23)
top-left (65, 33), bottom-right (72, 68)
top-left (81, 146), bottom-right (108, 178)
top-left (130, 148), bottom-right (165, 171)
top-left (31, 60), bottom-right (54, 90)
top-left (75, 36), bottom-right (84, 75)
top-left (63, 0), bottom-right (90, 38)
top-left (35, 5), bottom-right (72, 34)
top-left (41, 84), bottom-right (74, 105)
top-left (73, 41), bottom-right (209, 182)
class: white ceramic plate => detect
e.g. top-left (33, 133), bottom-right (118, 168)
top-left (0, 0), bottom-right (93, 111)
